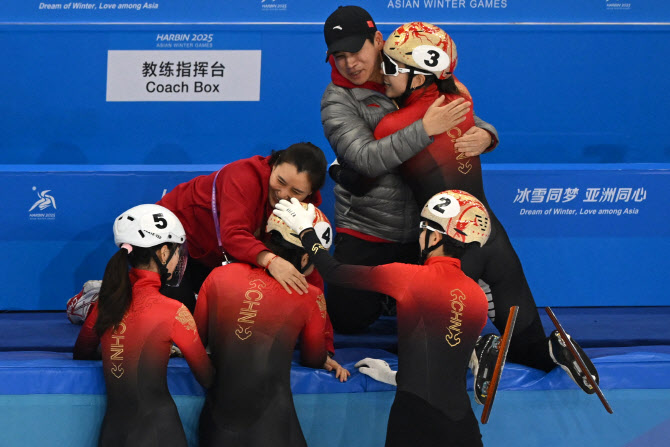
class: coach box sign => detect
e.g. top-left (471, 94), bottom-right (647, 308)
top-left (106, 50), bottom-right (261, 102)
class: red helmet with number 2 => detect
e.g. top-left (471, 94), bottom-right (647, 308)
top-left (266, 203), bottom-right (333, 250)
top-left (420, 190), bottom-right (491, 247)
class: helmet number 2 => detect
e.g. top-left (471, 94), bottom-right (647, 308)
top-left (424, 50), bottom-right (440, 68)
top-left (153, 213), bottom-right (168, 229)
top-left (432, 197), bottom-right (452, 214)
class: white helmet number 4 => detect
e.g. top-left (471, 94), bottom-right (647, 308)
top-left (313, 221), bottom-right (332, 250)
top-left (427, 193), bottom-right (460, 218)
top-left (412, 45), bottom-right (450, 72)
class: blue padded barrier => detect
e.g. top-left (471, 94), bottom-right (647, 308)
top-left (2, 347), bottom-right (670, 447)
top-left (4, 307), bottom-right (670, 353)
top-left (3, 346), bottom-right (670, 396)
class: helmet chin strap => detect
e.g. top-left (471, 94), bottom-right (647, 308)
top-left (420, 230), bottom-right (445, 264)
top-left (397, 69), bottom-right (425, 106)
top-left (151, 245), bottom-right (178, 285)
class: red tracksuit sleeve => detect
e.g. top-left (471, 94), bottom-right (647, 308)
top-left (73, 302), bottom-right (101, 360)
top-left (171, 304), bottom-right (215, 389)
top-left (299, 294), bottom-right (328, 368)
top-left (216, 162), bottom-right (271, 266)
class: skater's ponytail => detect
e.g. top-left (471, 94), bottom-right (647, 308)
top-left (94, 245), bottom-right (156, 335)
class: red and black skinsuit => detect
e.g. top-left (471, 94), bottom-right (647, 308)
top-left (193, 262), bottom-right (328, 447)
top-left (374, 85), bottom-right (555, 372)
top-left (300, 230), bottom-right (487, 446)
top-left (73, 269), bottom-right (214, 447)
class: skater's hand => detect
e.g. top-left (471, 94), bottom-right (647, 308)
top-left (422, 96), bottom-right (470, 137)
top-left (355, 358), bottom-right (397, 386)
top-left (454, 126), bottom-right (493, 157)
top-left (324, 357), bottom-right (351, 382)
top-left (273, 198), bottom-right (315, 235)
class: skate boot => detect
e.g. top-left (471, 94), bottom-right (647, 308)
top-left (470, 333), bottom-right (500, 405)
top-left (548, 330), bottom-right (599, 394)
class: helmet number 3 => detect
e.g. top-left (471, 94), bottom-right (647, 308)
top-left (412, 45), bottom-right (450, 72)
top-left (153, 213), bottom-right (168, 229)
top-left (424, 50), bottom-right (440, 68)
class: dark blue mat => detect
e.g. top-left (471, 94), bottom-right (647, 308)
top-left (0, 312), bottom-right (81, 352)
top-left (2, 307), bottom-right (670, 352)
top-left (2, 346), bottom-right (670, 396)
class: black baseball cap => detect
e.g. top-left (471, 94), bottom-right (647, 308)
top-left (324, 6), bottom-right (377, 62)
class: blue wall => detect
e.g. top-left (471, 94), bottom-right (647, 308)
top-left (1, 1), bottom-right (669, 310)
top-left (2, 164), bottom-right (667, 310)
top-left (1, 2), bottom-right (669, 165)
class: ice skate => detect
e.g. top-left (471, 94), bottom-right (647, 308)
top-left (545, 307), bottom-right (613, 414)
top-left (480, 306), bottom-right (518, 424)
top-left (548, 330), bottom-right (599, 394)
top-left (471, 333), bottom-right (500, 405)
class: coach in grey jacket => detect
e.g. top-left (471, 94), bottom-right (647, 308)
top-left (321, 6), bottom-right (498, 333)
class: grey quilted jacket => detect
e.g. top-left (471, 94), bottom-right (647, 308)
top-left (321, 82), bottom-right (497, 243)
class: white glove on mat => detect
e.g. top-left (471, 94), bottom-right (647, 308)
top-left (355, 358), bottom-right (397, 386)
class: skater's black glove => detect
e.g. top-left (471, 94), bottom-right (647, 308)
top-left (329, 159), bottom-right (376, 197)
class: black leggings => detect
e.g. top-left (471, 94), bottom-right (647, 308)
top-left (460, 213), bottom-right (554, 372)
top-left (326, 233), bottom-right (418, 333)
top-left (198, 394), bottom-right (307, 447)
top-left (98, 404), bottom-right (187, 447)
top-left (386, 391), bottom-right (482, 447)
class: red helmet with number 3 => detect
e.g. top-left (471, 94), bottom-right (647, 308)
top-left (420, 190), bottom-right (490, 247)
top-left (266, 203), bottom-right (333, 250)
top-left (383, 22), bottom-right (457, 80)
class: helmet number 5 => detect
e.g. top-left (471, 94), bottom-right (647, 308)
top-left (153, 213), bottom-right (168, 229)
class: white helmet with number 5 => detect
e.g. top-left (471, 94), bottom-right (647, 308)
top-left (420, 190), bottom-right (490, 247)
top-left (266, 203), bottom-right (333, 250)
top-left (113, 204), bottom-right (186, 248)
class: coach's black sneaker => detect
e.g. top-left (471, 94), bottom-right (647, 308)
top-left (470, 333), bottom-right (500, 405)
top-left (548, 330), bottom-right (599, 394)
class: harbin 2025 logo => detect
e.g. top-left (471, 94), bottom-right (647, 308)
top-left (261, 0), bottom-right (288, 11)
top-left (29, 186), bottom-right (57, 221)
top-left (606, 0), bottom-right (631, 10)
